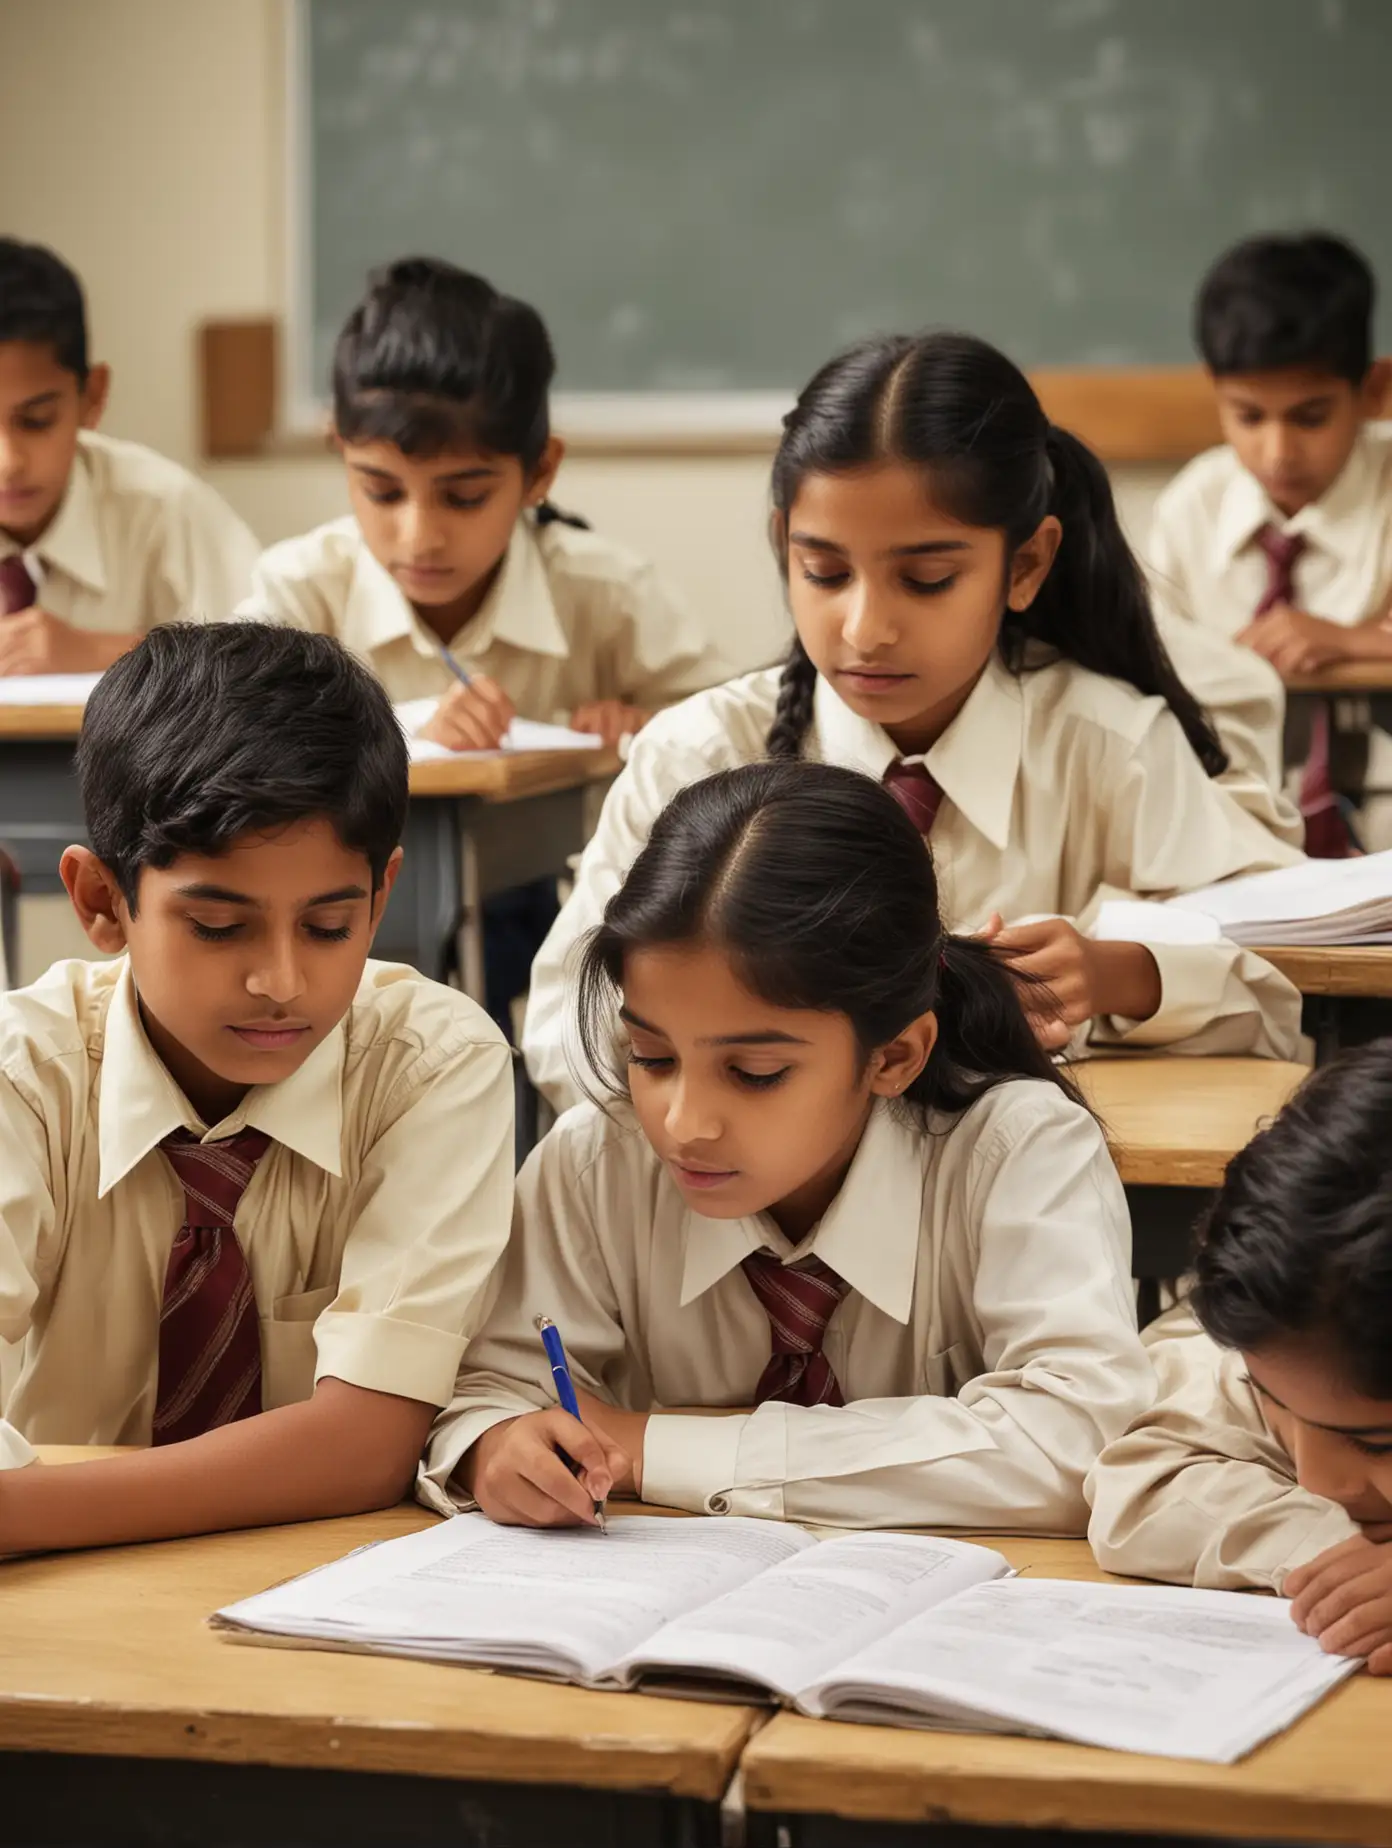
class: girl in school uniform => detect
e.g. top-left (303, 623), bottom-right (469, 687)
top-left (239, 256), bottom-right (722, 1025)
top-left (421, 761), bottom-right (1152, 1532)
top-left (523, 331), bottom-right (1305, 1110)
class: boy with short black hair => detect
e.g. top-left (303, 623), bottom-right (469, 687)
top-left (0, 238), bottom-right (259, 674)
top-left (1148, 233), bottom-right (1392, 854)
top-left (0, 623), bottom-right (513, 1551)
top-left (1089, 1043), bottom-right (1392, 1676)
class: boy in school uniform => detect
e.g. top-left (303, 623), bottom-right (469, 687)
top-left (1147, 233), bottom-right (1392, 853)
top-left (0, 622), bottom-right (514, 1553)
top-left (1088, 1044), bottom-right (1392, 1673)
top-left (0, 238), bottom-right (260, 674)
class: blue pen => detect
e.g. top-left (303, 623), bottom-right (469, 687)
top-left (437, 640), bottom-right (472, 688)
top-left (535, 1314), bottom-right (607, 1532)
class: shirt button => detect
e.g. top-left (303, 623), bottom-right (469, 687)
top-left (708, 1494), bottom-right (731, 1515)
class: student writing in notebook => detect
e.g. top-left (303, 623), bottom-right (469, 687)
top-left (422, 761), bottom-right (1152, 1532)
top-left (237, 257), bottom-right (719, 752)
top-left (523, 331), bottom-right (1303, 1111)
top-left (0, 624), bottom-right (513, 1553)
top-left (1148, 233), bottom-right (1392, 855)
top-left (0, 238), bottom-right (260, 674)
top-left (1088, 1043), bottom-right (1392, 1673)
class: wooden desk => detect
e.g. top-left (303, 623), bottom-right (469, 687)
top-left (1075, 1056), bottom-right (1305, 1190)
top-left (742, 1536), bottom-right (1392, 1848)
top-left (0, 704), bottom-right (615, 999)
top-left (1245, 944), bottom-right (1392, 1063)
top-left (5, 1451), bottom-right (754, 1847)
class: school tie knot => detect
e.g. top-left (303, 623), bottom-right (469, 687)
top-left (741, 1248), bottom-right (851, 1408)
top-left (1253, 524), bottom-right (1308, 617)
top-left (152, 1126), bottom-right (273, 1445)
top-left (0, 554), bottom-right (36, 617)
top-left (882, 758), bottom-right (944, 837)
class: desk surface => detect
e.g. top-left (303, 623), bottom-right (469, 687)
top-left (0, 703), bottom-right (618, 801)
top-left (1285, 660), bottom-right (1392, 694)
top-left (1075, 1056), bottom-right (1306, 1188)
top-left (742, 1535), bottom-right (1392, 1847)
top-left (1248, 942), bottom-right (1392, 998)
top-left (2, 1450), bottom-right (753, 1799)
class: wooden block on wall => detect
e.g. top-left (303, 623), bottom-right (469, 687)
top-left (199, 318), bottom-right (278, 458)
top-left (1030, 366), bottom-right (1222, 464)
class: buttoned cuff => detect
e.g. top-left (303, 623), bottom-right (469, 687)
top-left (1106, 941), bottom-right (1229, 1048)
top-left (314, 1311), bottom-right (466, 1407)
top-left (642, 1413), bottom-right (750, 1515)
top-left (414, 1402), bottom-right (532, 1515)
top-left (0, 1419), bottom-right (37, 1470)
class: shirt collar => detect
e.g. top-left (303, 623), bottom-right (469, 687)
top-left (97, 961), bottom-right (346, 1197)
top-left (814, 652), bottom-right (1021, 852)
top-left (11, 438), bottom-right (106, 593)
top-left (677, 1101), bottom-right (924, 1323)
top-left (339, 517), bottom-right (570, 666)
top-left (1212, 430), bottom-right (1379, 572)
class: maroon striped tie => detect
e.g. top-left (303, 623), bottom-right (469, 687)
top-left (883, 759), bottom-right (943, 836)
top-left (741, 1250), bottom-right (851, 1407)
top-left (152, 1127), bottom-right (272, 1445)
top-left (0, 555), bottom-right (36, 616)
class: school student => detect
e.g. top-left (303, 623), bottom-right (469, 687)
top-left (1147, 233), bottom-right (1392, 854)
top-left (523, 331), bottom-right (1303, 1112)
top-left (422, 762), bottom-right (1152, 1532)
top-left (1088, 1044), bottom-right (1392, 1675)
top-left (0, 238), bottom-right (260, 674)
top-left (0, 623), bottom-right (514, 1554)
top-left (237, 256), bottom-right (721, 752)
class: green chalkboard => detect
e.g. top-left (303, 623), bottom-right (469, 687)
top-left (300, 0), bottom-right (1392, 396)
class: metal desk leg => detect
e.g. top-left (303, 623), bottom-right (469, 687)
top-left (457, 822), bottom-right (486, 1004)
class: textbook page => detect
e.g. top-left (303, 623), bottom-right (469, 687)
top-left (618, 1531), bottom-right (1009, 1701)
top-left (215, 1513), bottom-right (814, 1685)
top-left (0, 672), bottom-right (103, 706)
top-left (803, 1576), bottom-right (1356, 1763)
top-left (397, 698), bottom-right (603, 760)
top-left (1166, 850), bottom-right (1392, 946)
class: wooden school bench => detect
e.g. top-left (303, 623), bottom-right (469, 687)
top-left (2, 1449), bottom-right (754, 1848)
top-left (0, 703), bottom-right (615, 1003)
top-left (740, 1533), bottom-right (1392, 1848)
top-left (1076, 1056), bottom-right (1306, 1321)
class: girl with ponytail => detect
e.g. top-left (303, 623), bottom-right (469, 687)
top-left (426, 762), bottom-right (1151, 1534)
top-left (524, 331), bottom-right (1302, 1109)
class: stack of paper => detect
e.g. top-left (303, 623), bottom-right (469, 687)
top-left (0, 673), bottom-right (103, 706)
top-left (396, 699), bottom-right (604, 763)
top-left (1165, 851), bottom-right (1392, 946)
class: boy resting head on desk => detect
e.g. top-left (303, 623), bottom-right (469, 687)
top-left (0, 238), bottom-right (260, 676)
top-left (0, 622), bottom-right (514, 1554)
top-left (1088, 1041), bottom-right (1392, 1674)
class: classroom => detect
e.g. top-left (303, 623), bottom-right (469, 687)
top-left (4, 1), bottom-right (1392, 1843)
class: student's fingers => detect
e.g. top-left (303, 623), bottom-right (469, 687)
top-left (1025, 1011), bottom-right (1073, 1053)
top-left (1299, 1561), bottom-right (1389, 1639)
top-left (514, 1442), bottom-right (610, 1527)
top-left (464, 675), bottom-right (516, 729)
top-left (1361, 1523), bottom-right (1392, 1544)
top-left (427, 694), bottom-right (510, 752)
top-left (990, 919), bottom-right (1065, 957)
top-left (1368, 1640), bottom-right (1392, 1676)
top-left (1316, 1604), bottom-right (1392, 1658)
top-left (973, 912), bottom-right (1006, 944)
top-left (1287, 1536), bottom-right (1373, 1615)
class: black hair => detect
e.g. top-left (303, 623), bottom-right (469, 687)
top-left (1195, 233), bottom-right (1375, 385)
top-left (332, 255), bottom-right (588, 529)
top-left (576, 760), bottom-right (1080, 1119)
top-left (76, 622), bottom-right (408, 908)
top-left (1192, 1041), bottom-right (1392, 1401)
top-left (0, 237), bottom-right (88, 382)
top-left (764, 331), bottom-right (1226, 777)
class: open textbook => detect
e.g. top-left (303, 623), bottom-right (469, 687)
top-left (395, 698), bottom-right (604, 762)
top-left (213, 1515), bottom-right (1354, 1764)
top-left (1094, 853), bottom-right (1392, 950)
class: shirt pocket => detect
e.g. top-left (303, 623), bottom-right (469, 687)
top-left (259, 1285), bottom-right (338, 1410)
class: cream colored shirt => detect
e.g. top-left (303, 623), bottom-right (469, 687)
top-left (236, 513), bottom-right (723, 720)
top-left (0, 957), bottom-right (514, 1462)
top-left (522, 654), bottom-right (1304, 1111)
top-left (1156, 610), bottom-right (1290, 792)
top-left (423, 1085), bottom-right (1152, 1533)
top-left (0, 431), bottom-right (260, 633)
top-left (1087, 1320), bottom-right (1360, 1591)
top-left (1148, 424), bottom-right (1392, 639)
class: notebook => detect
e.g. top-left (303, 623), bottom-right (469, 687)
top-left (212, 1515), bottom-right (1353, 1763)
top-left (396, 699), bottom-right (604, 762)
top-left (1090, 853), bottom-right (1392, 949)
top-left (0, 672), bottom-right (103, 706)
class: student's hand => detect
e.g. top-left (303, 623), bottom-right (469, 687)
top-left (1237, 604), bottom-right (1352, 677)
top-left (0, 608), bottom-right (133, 677)
top-left (418, 675), bottom-right (516, 752)
top-left (1286, 1535), bottom-right (1392, 1674)
top-left (573, 1388), bottom-right (648, 1499)
top-left (461, 1408), bottom-right (627, 1528)
top-left (569, 700), bottom-right (651, 749)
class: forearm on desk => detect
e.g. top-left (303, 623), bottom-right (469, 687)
top-left (0, 1380), bottom-right (434, 1554)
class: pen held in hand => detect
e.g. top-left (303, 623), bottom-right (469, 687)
top-left (534, 1313), bottom-right (607, 1533)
